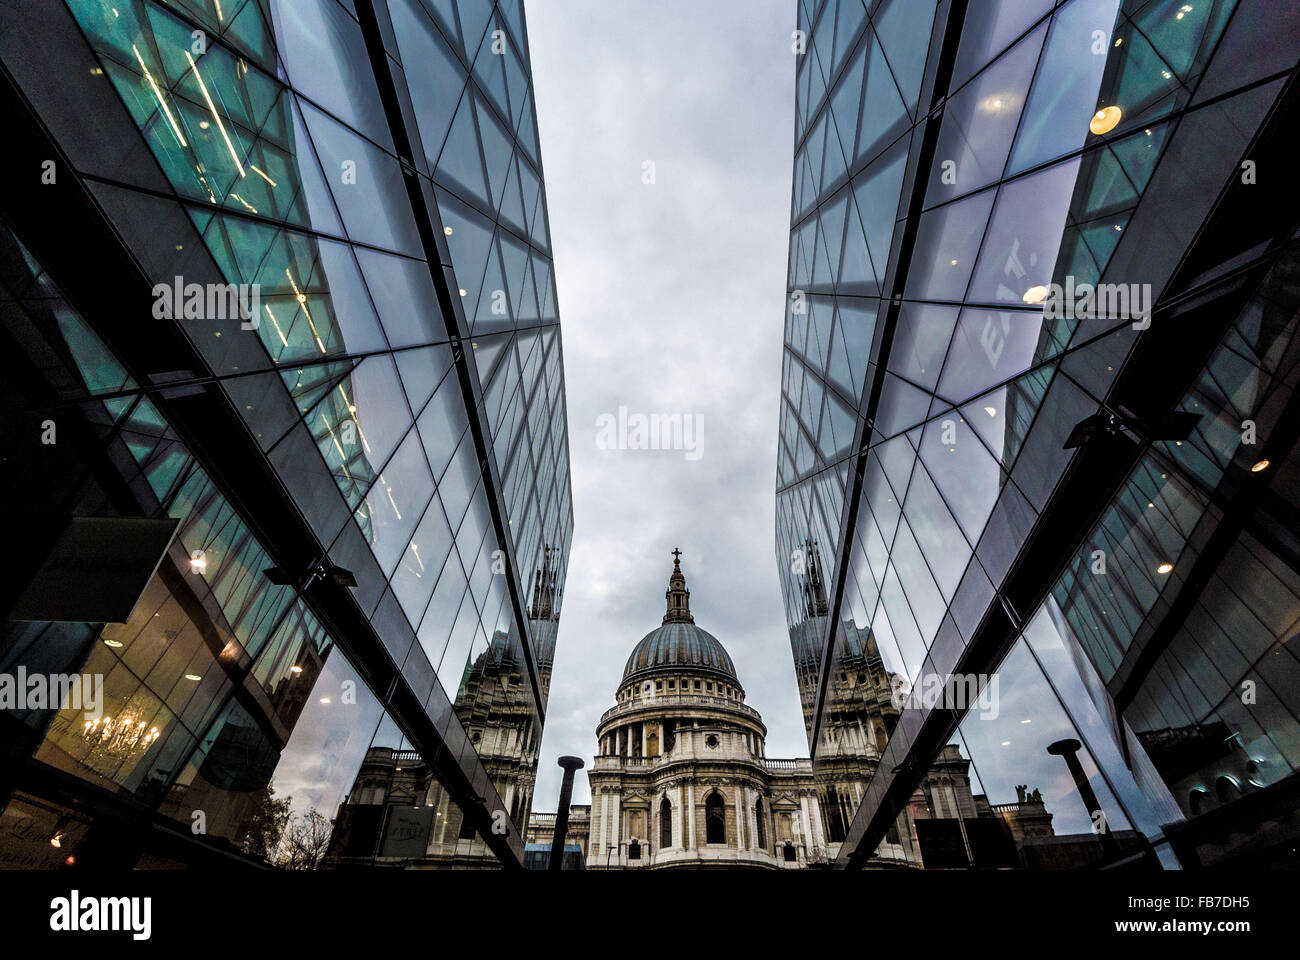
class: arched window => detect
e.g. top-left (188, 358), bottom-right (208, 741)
top-left (754, 798), bottom-right (767, 850)
top-left (705, 792), bottom-right (726, 844)
top-left (660, 797), bottom-right (672, 848)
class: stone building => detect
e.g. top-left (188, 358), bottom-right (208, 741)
top-left (578, 551), bottom-right (1072, 870)
top-left (586, 552), bottom-right (838, 869)
top-left (524, 804), bottom-right (590, 863)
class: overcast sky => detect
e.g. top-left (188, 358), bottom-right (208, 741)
top-left (524, 0), bottom-right (800, 811)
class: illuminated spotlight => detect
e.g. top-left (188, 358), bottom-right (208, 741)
top-left (1251, 459), bottom-right (1270, 473)
top-left (1156, 562), bottom-right (1174, 575)
top-left (1090, 105), bottom-right (1122, 135)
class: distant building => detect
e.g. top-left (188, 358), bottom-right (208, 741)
top-left (524, 805), bottom-right (590, 863)
top-left (580, 551), bottom-right (1053, 869)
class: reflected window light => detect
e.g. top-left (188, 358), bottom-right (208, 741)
top-left (131, 45), bottom-right (187, 148)
top-left (184, 50), bottom-right (244, 177)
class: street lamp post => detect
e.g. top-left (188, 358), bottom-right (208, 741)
top-left (548, 755), bottom-right (585, 872)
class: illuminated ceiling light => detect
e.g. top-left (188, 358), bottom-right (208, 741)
top-left (1022, 284), bottom-right (1048, 304)
top-left (949, 259), bottom-right (958, 266)
top-left (104, 638), bottom-right (124, 648)
top-left (1161, 69), bottom-right (1172, 79)
top-left (189, 553), bottom-right (207, 574)
top-left (1156, 562), bottom-right (1174, 574)
top-left (290, 665), bottom-right (303, 674)
top-left (983, 406), bottom-right (997, 417)
top-left (458, 288), bottom-right (468, 296)
top-left (1020, 719), bottom-right (1032, 724)
top-left (1251, 459), bottom-right (1270, 473)
top-left (1000, 740), bottom-right (1011, 747)
top-left (199, 120), bottom-right (210, 129)
top-left (184, 673), bottom-right (202, 681)
top-left (319, 697), bottom-right (332, 704)
top-left (1114, 37), bottom-right (1123, 46)
top-left (1090, 105), bottom-right (1122, 135)
top-left (50, 833), bottom-right (64, 849)
top-left (444, 226), bottom-right (454, 235)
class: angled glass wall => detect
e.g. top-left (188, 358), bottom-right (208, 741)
top-left (1, 0), bottom-right (570, 869)
top-left (775, 0), bottom-right (1300, 868)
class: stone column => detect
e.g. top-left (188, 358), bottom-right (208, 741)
top-left (610, 792), bottom-right (621, 865)
top-left (641, 723), bottom-right (647, 758)
top-left (674, 784), bottom-right (685, 850)
top-left (810, 795), bottom-right (826, 849)
top-left (734, 784), bottom-right (746, 850)
top-left (686, 782), bottom-right (696, 850)
top-left (799, 797), bottom-right (814, 854)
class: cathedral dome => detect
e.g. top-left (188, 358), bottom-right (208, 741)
top-left (621, 550), bottom-right (738, 685)
top-left (623, 621), bottom-right (736, 683)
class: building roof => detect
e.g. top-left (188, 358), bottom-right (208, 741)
top-left (623, 620), bottom-right (737, 682)
top-left (621, 551), bottom-right (739, 685)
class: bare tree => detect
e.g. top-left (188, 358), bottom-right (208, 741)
top-left (275, 809), bottom-right (333, 870)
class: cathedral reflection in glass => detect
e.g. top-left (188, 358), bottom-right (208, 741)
top-left (0, 0), bottom-right (570, 869)
top-left (775, 0), bottom-right (1300, 868)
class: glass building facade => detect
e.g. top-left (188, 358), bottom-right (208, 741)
top-left (0, 0), bottom-right (571, 869)
top-left (775, 0), bottom-right (1300, 868)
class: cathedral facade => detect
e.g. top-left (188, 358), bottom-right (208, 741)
top-left (586, 552), bottom-right (835, 868)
